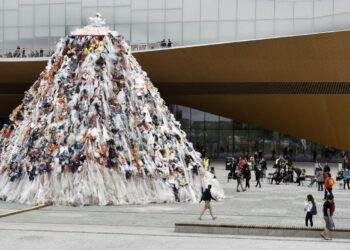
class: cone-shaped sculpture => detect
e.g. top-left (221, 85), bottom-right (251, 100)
top-left (0, 15), bottom-right (224, 206)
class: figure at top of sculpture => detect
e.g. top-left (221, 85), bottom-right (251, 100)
top-left (89, 13), bottom-right (106, 27)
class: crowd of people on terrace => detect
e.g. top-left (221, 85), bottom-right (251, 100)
top-left (0, 40), bottom-right (174, 58)
top-left (0, 46), bottom-right (55, 58)
top-left (224, 152), bottom-right (350, 194)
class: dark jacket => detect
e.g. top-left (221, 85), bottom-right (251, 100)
top-left (200, 188), bottom-right (216, 202)
top-left (294, 167), bottom-right (301, 176)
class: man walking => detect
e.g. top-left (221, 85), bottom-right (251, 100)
top-left (321, 194), bottom-right (335, 240)
top-left (199, 185), bottom-right (217, 220)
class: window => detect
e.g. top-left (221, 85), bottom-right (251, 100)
top-left (35, 26), bottom-right (49, 37)
top-left (115, 24), bottom-right (131, 41)
top-left (294, 19), bottom-right (313, 34)
top-left (132, 10), bottom-right (147, 23)
top-left (191, 108), bottom-right (205, 129)
top-left (132, 0), bottom-right (147, 10)
top-left (35, 5), bottom-right (49, 26)
top-left (98, 7), bottom-right (114, 25)
top-left (82, 7), bottom-right (97, 25)
top-left (294, 1), bottom-right (313, 19)
top-left (20, 0), bottom-right (34, 4)
top-left (201, 22), bottom-right (218, 42)
top-left (166, 9), bottom-right (182, 22)
top-left (20, 27), bottom-right (34, 39)
top-left (314, 16), bottom-right (332, 32)
top-left (201, 0), bottom-right (218, 21)
top-left (219, 130), bottom-right (234, 156)
top-left (237, 0), bottom-right (255, 20)
top-left (115, 6), bottom-right (131, 23)
top-left (237, 21), bottom-right (254, 40)
top-left (50, 26), bottom-right (65, 37)
top-left (131, 23), bottom-right (147, 43)
top-left (165, 22), bottom-right (182, 42)
top-left (115, 0), bottom-right (131, 6)
top-left (315, 0), bottom-right (333, 17)
top-left (219, 0), bottom-right (237, 21)
top-left (166, 0), bottom-right (182, 9)
top-left (82, 0), bottom-right (98, 7)
top-left (4, 11), bottom-right (18, 26)
top-left (149, 0), bottom-right (165, 9)
top-left (205, 112), bottom-right (219, 130)
top-left (234, 130), bottom-right (249, 153)
top-left (149, 23), bottom-right (164, 43)
top-left (149, 10), bottom-right (165, 22)
top-left (256, 0), bottom-right (274, 20)
top-left (333, 13), bottom-right (350, 30)
top-left (183, 0), bottom-right (200, 21)
top-left (99, 0), bottom-right (114, 6)
top-left (4, 27), bottom-right (18, 41)
top-left (20, 5), bottom-right (34, 26)
top-left (4, 0), bottom-right (18, 9)
top-left (176, 105), bottom-right (190, 129)
top-left (276, 1), bottom-right (293, 19)
top-left (256, 20), bottom-right (273, 38)
top-left (66, 4), bottom-right (81, 26)
top-left (219, 21), bottom-right (236, 41)
top-left (219, 116), bottom-right (233, 130)
top-left (334, 0), bottom-right (350, 14)
top-left (50, 4), bottom-right (65, 26)
top-left (183, 22), bottom-right (200, 43)
top-left (275, 20), bottom-right (293, 36)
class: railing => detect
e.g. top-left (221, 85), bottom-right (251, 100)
top-left (0, 49), bottom-right (55, 59)
top-left (0, 42), bottom-right (181, 59)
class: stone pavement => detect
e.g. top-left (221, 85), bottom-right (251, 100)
top-left (0, 160), bottom-right (349, 250)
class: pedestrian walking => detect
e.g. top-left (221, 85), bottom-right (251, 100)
top-left (316, 169), bottom-right (324, 191)
top-left (236, 169), bottom-right (246, 192)
top-left (324, 173), bottom-right (335, 200)
top-left (203, 156), bottom-right (210, 171)
top-left (294, 167), bottom-right (302, 185)
top-left (321, 194), bottom-right (335, 240)
top-left (304, 194), bottom-right (317, 227)
top-left (342, 168), bottom-right (350, 189)
top-left (242, 164), bottom-right (251, 189)
top-left (259, 157), bottom-right (267, 179)
top-left (255, 165), bottom-right (262, 188)
top-left (198, 185), bottom-right (217, 220)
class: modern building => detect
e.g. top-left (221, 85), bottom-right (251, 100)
top-left (1, 0), bottom-right (350, 160)
top-left (2, 0), bottom-right (350, 52)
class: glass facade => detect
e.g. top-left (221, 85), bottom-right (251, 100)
top-left (170, 104), bottom-right (344, 161)
top-left (1, 0), bottom-right (350, 53)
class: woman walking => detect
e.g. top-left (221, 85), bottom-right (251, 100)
top-left (242, 164), bottom-right (251, 189)
top-left (304, 194), bottom-right (317, 227)
top-left (255, 165), bottom-right (262, 188)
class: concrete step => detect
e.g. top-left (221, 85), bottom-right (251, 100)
top-left (175, 222), bottom-right (350, 239)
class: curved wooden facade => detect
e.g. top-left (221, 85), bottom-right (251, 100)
top-left (1, 30), bottom-right (350, 150)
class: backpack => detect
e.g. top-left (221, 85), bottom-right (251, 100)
top-left (328, 178), bottom-right (334, 186)
top-left (310, 204), bottom-right (317, 215)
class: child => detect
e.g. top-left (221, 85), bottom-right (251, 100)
top-left (304, 194), bottom-right (316, 227)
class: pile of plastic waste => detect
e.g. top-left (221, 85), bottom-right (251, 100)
top-left (0, 14), bottom-right (224, 206)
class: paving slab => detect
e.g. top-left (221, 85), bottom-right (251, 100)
top-left (0, 160), bottom-right (349, 249)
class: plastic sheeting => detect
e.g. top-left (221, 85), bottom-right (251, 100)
top-left (0, 19), bottom-right (224, 206)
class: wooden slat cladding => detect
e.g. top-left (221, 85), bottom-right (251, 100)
top-left (155, 82), bottom-right (350, 96)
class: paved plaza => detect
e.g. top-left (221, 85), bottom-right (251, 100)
top-left (0, 160), bottom-right (350, 249)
